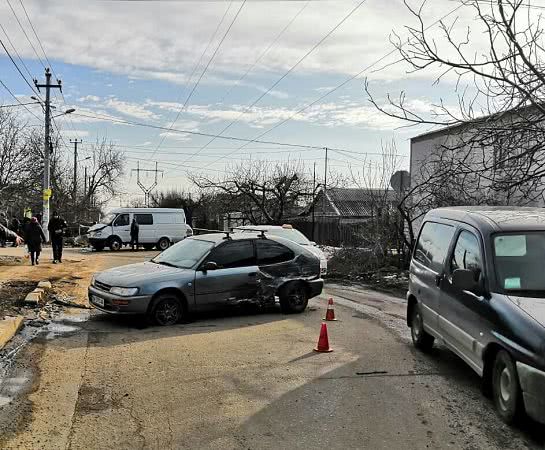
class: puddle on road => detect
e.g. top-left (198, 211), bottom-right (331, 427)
top-left (0, 308), bottom-right (90, 408)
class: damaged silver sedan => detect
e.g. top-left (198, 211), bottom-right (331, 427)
top-left (88, 231), bottom-right (324, 325)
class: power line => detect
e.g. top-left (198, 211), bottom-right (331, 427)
top-left (0, 22), bottom-right (34, 81)
top-left (178, 0), bottom-right (368, 169)
top-left (5, 0), bottom-right (45, 68)
top-left (191, 0), bottom-right (468, 173)
top-left (0, 78), bottom-right (40, 120)
top-left (0, 37), bottom-right (42, 97)
top-left (149, 1), bottom-right (235, 158)
top-left (149, 0), bottom-right (246, 159)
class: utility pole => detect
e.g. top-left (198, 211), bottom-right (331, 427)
top-left (312, 162), bottom-right (316, 242)
top-left (132, 161), bottom-right (163, 207)
top-left (322, 147), bottom-right (328, 217)
top-left (70, 139), bottom-right (82, 220)
top-left (35, 68), bottom-right (62, 240)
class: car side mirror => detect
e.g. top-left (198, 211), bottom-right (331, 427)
top-left (202, 261), bottom-right (218, 272)
top-left (452, 269), bottom-right (482, 294)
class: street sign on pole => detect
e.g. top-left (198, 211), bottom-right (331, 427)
top-left (390, 170), bottom-right (410, 194)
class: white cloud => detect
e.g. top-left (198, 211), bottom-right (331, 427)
top-left (78, 95), bottom-right (101, 102)
top-left (105, 98), bottom-right (159, 120)
top-left (159, 131), bottom-right (192, 142)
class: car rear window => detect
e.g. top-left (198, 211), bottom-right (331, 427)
top-left (256, 240), bottom-right (294, 265)
top-left (414, 221), bottom-right (456, 272)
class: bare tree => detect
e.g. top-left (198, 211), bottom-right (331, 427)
top-left (367, 0), bottom-right (545, 221)
top-left (191, 160), bottom-right (313, 224)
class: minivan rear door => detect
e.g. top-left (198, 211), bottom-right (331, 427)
top-left (411, 221), bottom-right (456, 337)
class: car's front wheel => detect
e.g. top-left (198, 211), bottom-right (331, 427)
top-left (279, 283), bottom-right (308, 314)
top-left (149, 294), bottom-right (183, 326)
top-left (492, 350), bottom-right (524, 424)
top-left (109, 237), bottom-right (122, 251)
top-left (410, 303), bottom-right (434, 352)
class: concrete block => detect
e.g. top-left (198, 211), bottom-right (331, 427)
top-left (25, 291), bottom-right (42, 305)
top-left (37, 281), bottom-right (52, 290)
top-left (0, 316), bottom-right (24, 350)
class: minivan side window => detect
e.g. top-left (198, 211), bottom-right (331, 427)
top-left (450, 230), bottom-right (483, 280)
top-left (135, 213), bottom-right (153, 225)
top-left (414, 222), bottom-right (456, 272)
top-left (113, 213), bottom-right (129, 227)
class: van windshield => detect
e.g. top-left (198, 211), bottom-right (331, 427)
top-left (494, 232), bottom-right (545, 295)
top-left (102, 213), bottom-right (117, 225)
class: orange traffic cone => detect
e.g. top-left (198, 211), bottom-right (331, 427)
top-left (323, 297), bottom-right (337, 321)
top-left (314, 323), bottom-right (333, 352)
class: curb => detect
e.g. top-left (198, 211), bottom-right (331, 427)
top-left (0, 316), bottom-right (24, 350)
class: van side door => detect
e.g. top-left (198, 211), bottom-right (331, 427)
top-left (134, 213), bottom-right (155, 244)
top-left (112, 213), bottom-right (130, 244)
top-left (438, 228), bottom-right (490, 375)
top-left (411, 221), bottom-right (456, 338)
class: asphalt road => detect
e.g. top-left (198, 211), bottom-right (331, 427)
top-left (0, 248), bottom-right (543, 449)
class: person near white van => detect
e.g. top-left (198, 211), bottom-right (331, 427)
top-left (87, 208), bottom-right (190, 252)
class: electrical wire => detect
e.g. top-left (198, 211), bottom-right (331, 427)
top-left (149, 0), bottom-right (246, 159)
top-left (5, 0), bottom-right (45, 68)
top-left (178, 0), bottom-right (368, 169)
top-left (0, 37), bottom-right (41, 97)
top-left (0, 78), bottom-right (40, 120)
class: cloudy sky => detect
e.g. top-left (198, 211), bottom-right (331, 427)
top-left (0, 0), bottom-right (477, 202)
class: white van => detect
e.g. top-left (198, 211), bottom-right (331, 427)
top-left (87, 208), bottom-right (191, 251)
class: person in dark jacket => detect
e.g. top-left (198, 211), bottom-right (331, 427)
top-left (23, 217), bottom-right (45, 265)
top-left (48, 211), bottom-right (67, 263)
top-left (130, 217), bottom-right (139, 251)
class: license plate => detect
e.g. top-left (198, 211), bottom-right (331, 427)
top-left (92, 295), bottom-right (104, 307)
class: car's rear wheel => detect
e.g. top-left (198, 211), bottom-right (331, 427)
top-left (410, 304), bottom-right (434, 352)
top-left (149, 294), bottom-right (183, 326)
top-left (492, 350), bottom-right (524, 424)
top-left (109, 237), bottom-right (122, 251)
top-left (279, 283), bottom-right (308, 314)
top-left (157, 237), bottom-right (170, 251)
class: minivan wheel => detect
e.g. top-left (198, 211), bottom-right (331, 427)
top-left (492, 350), bottom-right (523, 424)
top-left (410, 304), bottom-right (434, 352)
top-left (157, 237), bottom-right (170, 251)
top-left (150, 294), bottom-right (182, 326)
top-left (109, 237), bottom-right (122, 251)
top-left (279, 283), bottom-right (308, 314)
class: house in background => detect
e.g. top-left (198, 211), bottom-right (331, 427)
top-left (291, 187), bottom-right (397, 246)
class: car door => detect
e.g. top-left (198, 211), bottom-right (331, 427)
top-left (194, 239), bottom-right (259, 309)
top-left (438, 228), bottom-right (490, 374)
top-left (112, 213), bottom-right (130, 243)
top-left (411, 221), bottom-right (456, 337)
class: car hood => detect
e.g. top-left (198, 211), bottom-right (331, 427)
top-left (95, 261), bottom-right (192, 287)
top-left (508, 295), bottom-right (545, 329)
top-left (88, 223), bottom-right (109, 233)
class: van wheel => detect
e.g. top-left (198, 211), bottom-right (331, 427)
top-left (109, 237), bottom-right (122, 251)
top-left (492, 350), bottom-right (523, 424)
top-left (410, 304), bottom-right (434, 352)
top-left (157, 237), bottom-right (170, 251)
top-left (149, 294), bottom-right (182, 326)
top-left (279, 283), bottom-right (308, 314)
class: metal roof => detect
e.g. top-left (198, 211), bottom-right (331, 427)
top-left (319, 188), bottom-right (396, 217)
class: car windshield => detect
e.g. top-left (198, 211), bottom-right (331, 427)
top-left (494, 232), bottom-right (545, 295)
top-left (101, 213), bottom-right (117, 225)
top-left (152, 238), bottom-right (214, 269)
top-left (237, 228), bottom-right (310, 245)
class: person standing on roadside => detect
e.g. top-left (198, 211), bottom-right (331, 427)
top-left (130, 217), bottom-right (139, 251)
top-left (9, 216), bottom-right (20, 247)
top-left (23, 217), bottom-right (45, 265)
top-left (48, 211), bottom-right (67, 263)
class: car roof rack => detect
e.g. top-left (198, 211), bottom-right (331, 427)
top-left (193, 228), bottom-right (232, 239)
top-left (235, 227), bottom-right (267, 238)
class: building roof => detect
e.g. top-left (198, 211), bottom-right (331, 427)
top-left (313, 187), bottom-right (396, 218)
top-left (427, 206), bottom-right (545, 233)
